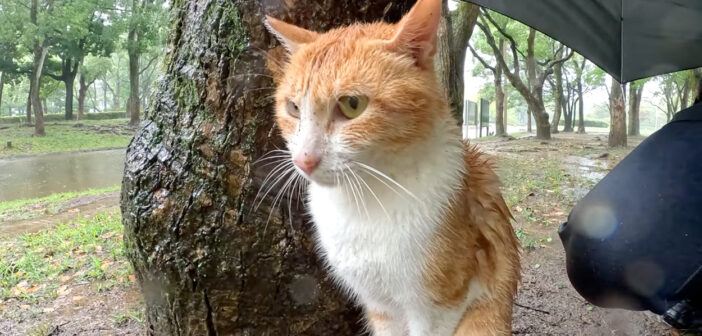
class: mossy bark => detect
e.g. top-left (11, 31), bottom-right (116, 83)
top-left (120, 0), bottom-right (414, 334)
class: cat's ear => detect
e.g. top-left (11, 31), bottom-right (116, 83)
top-left (386, 0), bottom-right (442, 68)
top-left (265, 16), bottom-right (319, 54)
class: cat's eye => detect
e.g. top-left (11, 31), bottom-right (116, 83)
top-left (286, 99), bottom-right (300, 118)
top-left (337, 95), bottom-right (368, 119)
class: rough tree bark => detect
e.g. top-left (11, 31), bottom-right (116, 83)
top-left (609, 77), bottom-right (627, 147)
top-left (576, 74), bottom-right (585, 133)
top-left (628, 82), bottom-right (644, 136)
top-left (120, 0), bottom-right (414, 334)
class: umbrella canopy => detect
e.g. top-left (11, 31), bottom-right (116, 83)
top-left (464, 0), bottom-right (702, 83)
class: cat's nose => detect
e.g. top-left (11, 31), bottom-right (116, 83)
top-left (293, 154), bottom-right (321, 175)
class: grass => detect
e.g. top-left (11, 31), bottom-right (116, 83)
top-left (0, 186), bottom-right (120, 222)
top-left (0, 119), bottom-right (133, 157)
top-left (0, 211), bottom-right (132, 302)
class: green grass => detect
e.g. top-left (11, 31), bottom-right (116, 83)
top-left (0, 186), bottom-right (120, 222)
top-left (0, 119), bottom-right (133, 157)
top-left (0, 211), bottom-right (132, 301)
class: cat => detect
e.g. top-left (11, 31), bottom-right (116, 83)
top-left (264, 0), bottom-right (520, 334)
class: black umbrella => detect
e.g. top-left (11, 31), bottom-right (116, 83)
top-left (463, 0), bottom-right (702, 83)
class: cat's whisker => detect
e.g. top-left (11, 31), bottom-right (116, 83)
top-left (254, 160), bottom-right (295, 211)
top-left (264, 167), bottom-right (297, 231)
top-left (342, 169), bottom-right (362, 216)
top-left (253, 149), bottom-right (291, 164)
top-left (226, 73), bottom-right (275, 81)
top-left (253, 154), bottom-right (292, 166)
top-left (351, 167), bottom-right (391, 221)
top-left (353, 161), bottom-right (419, 202)
top-left (267, 168), bottom-right (298, 231)
top-left (346, 164), bottom-right (371, 220)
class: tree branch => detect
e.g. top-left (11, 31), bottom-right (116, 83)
top-left (481, 9), bottom-right (526, 60)
top-left (139, 55), bottom-right (158, 75)
top-left (468, 44), bottom-right (496, 73)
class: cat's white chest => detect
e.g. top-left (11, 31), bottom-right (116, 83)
top-left (307, 176), bottom-right (448, 309)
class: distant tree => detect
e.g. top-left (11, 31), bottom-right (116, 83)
top-left (476, 9), bottom-right (572, 140)
top-left (119, 0), bottom-right (167, 126)
top-left (43, 0), bottom-right (116, 120)
top-left (435, 0), bottom-right (479, 124)
top-left (469, 36), bottom-right (507, 136)
top-left (627, 79), bottom-right (647, 136)
top-left (549, 43), bottom-right (565, 134)
top-left (609, 77), bottom-right (627, 147)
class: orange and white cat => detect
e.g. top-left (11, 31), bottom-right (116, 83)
top-left (264, 0), bottom-right (520, 335)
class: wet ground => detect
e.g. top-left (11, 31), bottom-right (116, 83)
top-left (0, 132), bottom-right (681, 335)
top-left (475, 132), bottom-right (676, 336)
top-left (0, 149), bottom-right (126, 202)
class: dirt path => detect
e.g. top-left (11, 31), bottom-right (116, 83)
top-left (476, 133), bottom-right (676, 336)
top-left (0, 192), bottom-right (120, 237)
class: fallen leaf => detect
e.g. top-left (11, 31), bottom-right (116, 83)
top-left (100, 261), bottom-right (113, 271)
top-left (514, 206), bottom-right (523, 213)
top-left (59, 275), bottom-right (72, 283)
top-left (57, 285), bottom-right (71, 297)
top-left (100, 232), bottom-right (116, 239)
top-left (72, 296), bottom-right (84, 303)
top-left (95, 245), bottom-right (103, 253)
top-left (43, 307), bottom-right (54, 313)
top-left (20, 305), bottom-right (30, 311)
top-left (128, 274), bottom-right (136, 282)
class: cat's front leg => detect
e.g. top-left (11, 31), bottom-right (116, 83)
top-left (405, 304), bottom-right (466, 336)
top-left (365, 310), bottom-right (407, 336)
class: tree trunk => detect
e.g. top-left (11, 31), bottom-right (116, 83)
top-left (127, 48), bottom-right (140, 125)
top-left (526, 29), bottom-right (537, 135)
top-left (120, 0), bottom-right (413, 334)
top-left (114, 77), bottom-right (121, 110)
top-left (31, 43), bottom-right (48, 136)
top-left (0, 72), bottom-right (4, 116)
top-left (681, 76), bottom-right (691, 110)
top-left (26, 86), bottom-right (32, 124)
top-left (550, 57), bottom-right (563, 133)
top-left (628, 82), bottom-right (643, 136)
top-left (609, 77), bottom-right (627, 147)
top-left (577, 79), bottom-right (585, 133)
top-left (434, 1), bottom-right (453, 113)
top-left (65, 74), bottom-right (75, 120)
top-left (78, 74), bottom-right (88, 120)
top-left (449, 2), bottom-right (479, 125)
top-left (495, 40), bottom-right (506, 136)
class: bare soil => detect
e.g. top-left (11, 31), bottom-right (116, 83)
top-left (476, 132), bottom-right (676, 336)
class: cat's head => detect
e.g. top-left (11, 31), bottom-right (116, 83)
top-left (265, 0), bottom-right (447, 186)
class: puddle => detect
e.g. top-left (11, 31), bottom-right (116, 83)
top-left (0, 149), bottom-right (125, 202)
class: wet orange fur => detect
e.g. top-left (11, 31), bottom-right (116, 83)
top-left (425, 145), bottom-right (520, 335)
top-left (266, 3), bottom-right (519, 334)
